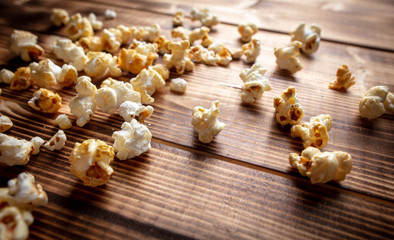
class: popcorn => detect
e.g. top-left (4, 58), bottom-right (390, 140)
top-left (84, 51), bottom-right (121, 78)
top-left (0, 206), bottom-right (30, 240)
top-left (69, 76), bottom-right (97, 127)
top-left (130, 68), bottom-right (166, 104)
top-left (384, 92), bottom-right (394, 113)
top-left (208, 42), bottom-right (232, 66)
top-left (116, 24), bottom-right (134, 44)
top-left (78, 36), bottom-right (103, 52)
top-left (44, 130), bottom-right (66, 151)
top-left (172, 26), bottom-right (211, 46)
top-left (0, 69), bottom-right (14, 84)
top-left (274, 87), bottom-right (304, 125)
top-left (0, 115), bottom-right (13, 133)
top-left (51, 8), bottom-right (70, 27)
top-left (154, 35), bottom-right (171, 54)
top-left (274, 41), bottom-right (303, 73)
top-left (359, 86), bottom-right (393, 119)
top-left (101, 28), bottom-right (123, 53)
top-left (119, 101), bottom-right (154, 123)
top-left (171, 27), bottom-right (191, 40)
top-left (239, 63), bottom-right (272, 103)
top-left (88, 13), bottom-right (103, 31)
top-left (230, 48), bottom-right (243, 60)
top-left (69, 139), bottom-right (115, 187)
top-left (191, 100), bottom-right (225, 143)
top-left (133, 24), bottom-right (161, 42)
top-left (170, 78), bottom-right (187, 93)
top-left (329, 65), bottom-right (356, 91)
top-left (29, 59), bottom-right (77, 88)
top-left (289, 147), bottom-right (352, 184)
top-left (189, 45), bottom-right (218, 65)
top-left (10, 67), bottom-right (33, 91)
top-left (55, 114), bottom-right (72, 129)
top-left (51, 39), bottom-right (87, 71)
top-left (291, 114), bottom-right (332, 149)
top-left (105, 9), bottom-right (117, 20)
top-left (30, 137), bottom-right (44, 155)
top-left (57, 64), bottom-right (78, 87)
top-left (290, 23), bottom-right (321, 54)
top-left (129, 39), bottom-right (159, 58)
top-left (150, 64), bottom-right (170, 81)
top-left (190, 8), bottom-right (219, 27)
top-left (163, 40), bottom-right (194, 74)
top-left (9, 30), bottom-right (44, 62)
top-left (118, 48), bottom-right (156, 74)
top-left (241, 37), bottom-right (261, 63)
top-left (112, 119), bottom-right (152, 160)
top-left (173, 10), bottom-right (184, 27)
top-left (28, 88), bottom-right (62, 113)
top-left (65, 13), bottom-right (94, 41)
top-left (238, 23), bottom-right (258, 43)
top-left (0, 133), bottom-right (33, 166)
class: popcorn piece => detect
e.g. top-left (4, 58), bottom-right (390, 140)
top-left (10, 67), bottom-right (33, 91)
top-left (150, 64), bottom-right (170, 81)
top-left (208, 42), bottom-right (232, 66)
top-left (274, 41), bottom-right (303, 73)
top-left (133, 24), bottom-right (161, 42)
top-left (29, 59), bottom-right (77, 88)
top-left (0, 69), bottom-right (14, 84)
top-left (154, 35), bottom-right (171, 54)
top-left (329, 65), bottom-right (356, 91)
top-left (189, 45), bottom-right (218, 65)
top-left (289, 147), bottom-right (352, 184)
top-left (190, 8), bottom-right (219, 28)
top-left (57, 64), bottom-right (78, 87)
top-left (384, 92), bottom-right (394, 113)
top-left (84, 51), bottom-right (121, 78)
top-left (0, 133), bottom-right (33, 166)
top-left (51, 39), bottom-right (87, 71)
top-left (55, 114), bottom-right (72, 129)
top-left (101, 28), bottom-right (123, 53)
top-left (238, 23), bottom-right (258, 43)
top-left (44, 130), bottom-right (66, 151)
top-left (171, 27), bottom-right (191, 40)
top-left (241, 37), bottom-right (261, 63)
top-left (129, 39), bottom-right (159, 58)
top-left (359, 86), bottom-right (392, 119)
top-left (170, 78), bottom-right (187, 93)
top-left (291, 114), bottom-right (332, 149)
top-left (172, 26), bottom-right (211, 46)
top-left (118, 48), bottom-right (156, 75)
top-left (51, 8), bottom-right (70, 27)
top-left (173, 10), bottom-right (184, 27)
top-left (119, 101), bottom-right (154, 123)
top-left (69, 139), bottom-right (115, 187)
top-left (290, 23), bottom-right (321, 54)
top-left (88, 13), bottom-right (103, 31)
top-left (69, 76), bottom-right (97, 127)
top-left (230, 48), bottom-right (243, 60)
top-left (78, 36), bottom-right (103, 52)
top-left (105, 9), bottom-right (117, 20)
top-left (65, 13), bottom-right (94, 40)
top-left (9, 30), bottom-right (44, 62)
top-left (0, 115), bottom-right (13, 133)
top-left (274, 87), bottom-right (304, 126)
top-left (116, 24), bottom-right (134, 44)
top-left (28, 88), bottom-right (62, 113)
top-left (163, 40), bottom-right (194, 75)
top-left (130, 68), bottom-right (166, 104)
top-left (0, 206), bottom-right (30, 240)
top-left (191, 100), bottom-right (226, 143)
top-left (30, 137), bottom-right (44, 155)
top-left (239, 63), bottom-right (272, 103)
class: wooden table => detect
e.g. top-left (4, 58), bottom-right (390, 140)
top-left (1, 0), bottom-right (393, 239)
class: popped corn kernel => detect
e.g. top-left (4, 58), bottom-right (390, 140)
top-left (101, 28), bottom-right (123, 53)
top-left (0, 206), bottom-right (30, 240)
top-left (116, 25), bottom-right (134, 44)
top-left (290, 23), bottom-right (321, 54)
top-left (191, 100), bottom-right (226, 143)
top-left (274, 87), bottom-right (304, 125)
top-left (28, 88), bottom-right (62, 113)
top-left (208, 42), bottom-right (232, 66)
top-left (10, 67), bottom-right (33, 91)
top-left (359, 86), bottom-right (392, 119)
top-left (69, 139), bottom-right (115, 187)
top-left (189, 45), bottom-right (218, 65)
top-left (51, 39), bottom-right (87, 71)
top-left (55, 114), bottom-right (72, 129)
top-left (241, 37), bottom-right (261, 63)
top-left (50, 8), bottom-right (70, 27)
top-left (88, 13), bottom-right (103, 31)
top-left (291, 114), bottom-right (332, 149)
top-left (238, 23), bottom-right (258, 43)
top-left (129, 39), bottom-right (159, 58)
top-left (289, 147), bottom-right (352, 184)
top-left (78, 36), bottom-right (103, 52)
top-left (230, 48), bottom-right (243, 60)
top-left (384, 92), bottom-right (394, 113)
top-left (84, 51), bottom-right (121, 78)
top-left (105, 9), bottom-right (117, 20)
top-left (274, 41), bottom-right (303, 73)
top-left (57, 64), bottom-right (78, 87)
top-left (69, 76), bottom-right (97, 127)
top-left (0, 133), bottom-right (33, 166)
top-left (163, 40), bottom-right (194, 74)
top-left (9, 30), bottom-right (44, 62)
top-left (118, 48), bottom-right (156, 75)
top-left (0, 69), bottom-right (14, 84)
top-left (119, 101), bottom-right (154, 123)
top-left (154, 35), bottom-right (171, 54)
top-left (173, 10), bottom-right (184, 27)
top-left (239, 63), bottom-right (272, 103)
top-left (189, 27), bottom-right (211, 45)
top-left (133, 24), bottom-right (161, 42)
top-left (112, 119), bottom-right (152, 160)
top-left (130, 68), bottom-right (166, 104)
top-left (190, 8), bottom-right (219, 28)
top-left (329, 65), bottom-right (355, 91)
top-left (65, 13), bottom-right (94, 41)
top-left (0, 115), bottom-right (13, 133)
top-left (171, 27), bottom-right (190, 40)
top-left (170, 78), bottom-right (187, 93)
top-left (44, 130), bottom-right (66, 151)
top-left (150, 64), bottom-right (170, 81)
top-left (29, 59), bottom-right (77, 88)
top-left (30, 137), bottom-right (44, 155)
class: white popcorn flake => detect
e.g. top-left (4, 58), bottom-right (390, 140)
top-left (55, 114), bottom-right (72, 129)
top-left (101, 28), bottom-right (123, 53)
top-left (133, 24), bottom-right (161, 43)
top-left (84, 51), bottom-right (121, 78)
top-left (274, 41), bottom-right (303, 73)
top-left (191, 100), bottom-right (226, 144)
top-left (239, 63), bottom-right (272, 103)
top-left (28, 88), bottom-right (62, 113)
top-left (289, 147), bottom-right (352, 184)
top-left (0, 69), bottom-right (14, 84)
top-left (150, 64), bottom-right (170, 81)
top-left (290, 22), bottom-right (321, 54)
top-left (51, 39), bottom-right (87, 71)
top-left (29, 59), bottom-right (76, 88)
top-left (119, 101), bottom-right (154, 123)
top-left (238, 23), bottom-right (258, 43)
top-left (9, 30), bottom-right (44, 62)
top-left (383, 92), bottom-right (394, 113)
top-left (88, 13), bottom-right (103, 31)
top-left (241, 37), bottom-right (261, 63)
top-left (51, 8), bottom-right (69, 27)
top-left (189, 45), bottom-right (218, 65)
top-left (273, 87), bottom-right (304, 126)
top-left (208, 42), bottom-right (233, 66)
top-left (112, 119), bottom-right (152, 160)
top-left (105, 9), bottom-right (117, 20)
top-left (30, 137), bottom-right (44, 155)
top-left (173, 10), bottom-right (184, 27)
top-left (170, 78), bottom-right (187, 93)
top-left (130, 68), bottom-right (166, 104)
top-left (190, 8), bottom-right (219, 28)
top-left (0, 206), bottom-right (30, 240)
top-left (329, 65), bottom-right (356, 91)
top-left (0, 133), bottom-right (33, 166)
top-left (69, 76), bottom-right (97, 127)
top-left (163, 40), bottom-right (194, 75)
top-left (0, 115), bottom-right (13, 133)
top-left (44, 130), bottom-right (67, 151)
top-left (129, 39), bottom-right (159, 58)
top-left (359, 86), bottom-right (393, 119)
top-left (65, 13), bottom-right (93, 41)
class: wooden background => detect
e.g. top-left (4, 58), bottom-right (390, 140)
top-left (0, 0), bottom-right (393, 239)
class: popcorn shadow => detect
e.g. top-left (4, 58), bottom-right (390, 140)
top-left (272, 67), bottom-right (297, 82)
top-left (270, 117), bottom-right (304, 153)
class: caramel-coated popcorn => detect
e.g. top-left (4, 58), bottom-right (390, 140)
top-left (238, 23), bottom-right (258, 43)
top-left (239, 63), bottom-right (272, 103)
top-left (118, 48), bottom-right (156, 74)
top-left (273, 87), bottom-right (304, 125)
top-left (28, 88), bottom-right (62, 113)
top-left (274, 41), bottom-right (303, 73)
top-left (154, 35), bottom-right (172, 54)
top-left (10, 67), bottom-right (33, 91)
top-left (78, 36), bottom-right (103, 52)
top-left (9, 30), bottom-right (44, 62)
top-left (163, 40), bottom-right (194, 74)
top-left (290, 23), bottom-right (321, 54)
top-left (329, 65), bottom-right (355, 91)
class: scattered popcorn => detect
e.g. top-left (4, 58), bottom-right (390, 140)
top-left (0, 115), bottom-right (13, 133)
top-left (65, 13), bottom-right (94, 40)
top-left (133, 24), bottom-right (161, 42)
top-left (291, 114), bottom-right (332, 149)
top-left (171, 27), bottom-right (191, 40)
top-left (105, 9), bottom-right (117, 20)
top-left (150, 64), bottom-right (170, 81)
top-left (154, 35), bottom-right (171, 54)
top-left (274, 87), bottom-right (304, 126)
top-left (290, 23), bottom-right (321, 54)
top-left (0, 69), bottom-right (14, 84)
top-left (238, 23), bottom-right (258, 43)
top-left (44, 130), bottom-right (66, 151)
top-left (84, 51), bottom-right (121, 78)
top-left (274, 41), bottom-right (303, 73)
top-left (329, 65), bottom-right (356, 91)
top-left (239, 63), bottom-right (272, 103)
top-left (55, 114), bottom-right (72, 129)
top-left (170, 78), bottom-right (187, 93)
top-left (30, 137), bottom-right (44, 155)
top-left (359, 86), bottom-right (393, 119)
top-left (129, 39), bottom-right (159, 58)
top-left (119, 101), bottom-right (154, 123)
top-left (28, 88), bottom-right (62, 113)
top-left (29, 59), bottom-right (77, 88)
top-left (88, 13), bottom-right (103, 31)
top-left (189, 45), bottom-right (218, 65)
top-left (51, 8), bottom-right (70, 27)
top-left (51, 39), bottom-right (87, 71)
top-left (69, 76), bottom-right (97, 127)
top-left (10, 67), bottom-right (34, 91)
top-left (101, 28), bottom-right (123, 53)
top-left (164, 40), bottom-right (194, 74)
top-left (208, 42), bottom-right (232, 66)
top-left (118, 48), bottom-right (156, 74)
top-left (69, 139), bottom-right (115, 187)
top-left (116, 24), bottom-right (134, 44)
top-left (78, 36), bottom-right (103, 52)
top-left (0, 133), bottom-right (33, 166)
top-left (112, 119), bottom-right (152, 160)
top-left (173, 10), bottom-right (184, 27)
top-left (241, 37), bottom-right (261, 63)
top-left (9, 30), bottom-right (44, 62)
top-left (130, 68), bottom-right (166, 104)
top-left (289, 147), bottom-right (352, 184)
top-left (191, 100), bottom-right (226, 143)
top-left (190, 8), bottom-right (219, 28)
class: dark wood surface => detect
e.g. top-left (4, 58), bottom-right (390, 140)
top-left (0, 0), bottom-right (393, 239)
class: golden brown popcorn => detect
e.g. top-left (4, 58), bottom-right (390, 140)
top-left (191, 100), bottom-right (226, 143)
top-left (239, 63), bottom-right (272, 103)
top-left (88, 13), bottom-right (103, 31)
top-left (133, 24), bottom-right (161, 42)
top-left (130, 68), bottom-right (166, 104)
top-left (170, 78), bottom-right (187, 93)
top-left (0, 69), bottom-right (14, 84)
top-left (241, 37), bottom-right (261, 63)
top-left (10, 67), bottom-right (34, 91)
top-left (78, 36), bottom-right (103, 52)
top-left (290, 23), bottom-right (321, 54)
top-left (172, 26), bottom-right (211, 46)
top-left (154, 35), bottom-right (171, 54)
top-left (28, 88), bottom-right (62, 113)
top-left (274, 87), bottom-right (304, 126)
top-left (190, 8), bottom-right (219, 28)
top-left (189, 45), bottom-right (218, 65)
top-left (129, 39), bottom-right (159, 58)
top-left (291, 114), bottom-right (332, 149)
top-left (118, 48), bottom-right (156, 75)
top-left (65, 13), bottom-right (94, 41)
top-left (238, 23), bottom-right (258, 43)
top-left (163, 40), bottom-right (194, 74)
top-left (0, 115), bottom-right (13, 133)
top-left (44, 130), bottom-right (66, 151)
top-left (84, 51), bottom-right (121, 78)
top-left (173, 10), bottom-right (184, 27)
top-left (359, 86), bottom-right (393, 119)
top-left (119, 101), bottom-right (154, 123)
top-left (51, 8), bottom-right (70, 27)
top-left (69, 76), bottom-right (97, 127)
top-left (55, 114), bottom-right (72, 129)
top-left (329, 65), bottom-right (356, 91)
top-left (289, 147), bottom-right (352, 184)
top-left (208, 42), bottom-right (233, 66)
top-left (0, 133), bottom-right (33, 166)
top-left (9, 30), bottom-right (44, 62)
top-left (274, 41), bottom-right (303, 73)
top-left (51, 39), bottom-right (87, 71)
